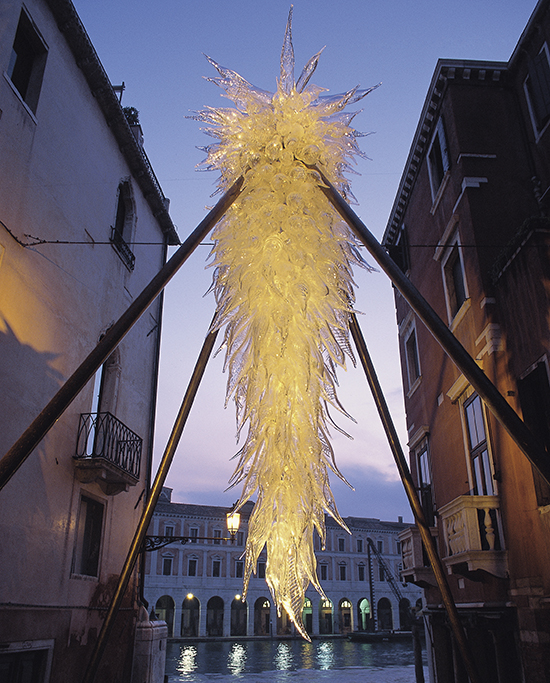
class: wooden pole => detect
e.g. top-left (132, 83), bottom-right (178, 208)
top-left (82, 324), bottom-right (219, 683)
top-left (349, 312), bottom-right (480, 683)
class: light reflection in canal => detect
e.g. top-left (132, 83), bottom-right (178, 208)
top-left (166, 638), bottom-right (427, 681)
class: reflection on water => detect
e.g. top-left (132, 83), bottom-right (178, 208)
top-left (316, 641), bottom-right (334, 670)
top-left (166, 638), bottom-right (427, 682)
top-left (228, 643), bottom-right (247, 675)
top-left (176, 645), bottom-right (198, 675)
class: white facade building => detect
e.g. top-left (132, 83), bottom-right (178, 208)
top-left (144, 489), bottom-right (422, 639)
top-left (0, 1), bottom-right (178, 681)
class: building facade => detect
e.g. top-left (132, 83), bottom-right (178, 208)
top-left (0, 1), bottom-right (178, 681)
top-left (383, 1), bottom-right (550, 681)
top-left (144, 488), bottom-right (422, 639)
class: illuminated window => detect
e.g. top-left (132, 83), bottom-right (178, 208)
top-left (6, 8), bottom-right (48, 114)
top-left (73, 495), bottom-right (104, 577)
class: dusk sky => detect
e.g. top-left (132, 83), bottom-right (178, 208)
top-left (73, 0), bottom-right (537, 522)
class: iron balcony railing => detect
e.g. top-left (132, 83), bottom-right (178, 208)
top-left (75, 412), bottom-right (142, 478)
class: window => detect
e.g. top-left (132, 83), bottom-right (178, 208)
top-left (339, 564), bottom-right (347, 581)
top-left (188, 558), bottom-right (197, 577)
top-left (165, 525), bottom-right (174, 537)
top-left (396, 541), bottom-right (401, 554)
top-left (213, 529), bottom-right (221, 545)
top-left (212, 560), bottom-right (221, 578)
top-left (377, 540), bottom-right (383, 553)
top-left (0, 641), bottom-right (54, 683)
top-left (379, 564), bottom-right (385, 581)
top-left (6, 9), bottom-right (48, 114)
top-left (356, 538), bottom-right (363, 553)
top-left (189, 527), bottom-right (198, 543)
top-left (237, 531), bottom-right (244, 546)
top-left (236, 560), bottom-right (244, 578)
top-left (338, 538), bottom-right (345, 552)
top-left (110, 181), bottom-right (136, 271)
top-left (525, 45), bottom-right (550, 134)
top-left (73, 495), bottom-right (104, 577)
top-left (258, 561), bottom-right (266, 579)
top-left (358, 564), bottom-right (365, 581)
top-left (404, 325), bottom-right (421, 390)
top-left (427, 117), bottom-right (450, 198)
top-left (417, 439), bottom-right (435, 526)
top-left (320, 564), bottom-right (328, 581)
top-left (463, 394), bottom-right (495, 496)
top-left (162, 557), bottom-right (173, 575)
top-left (518, 360), bottom-right (550, 506)
top-left (388, 223), bottom-right (410, 273)
top-left (442, 238), bottom-right (467, 321)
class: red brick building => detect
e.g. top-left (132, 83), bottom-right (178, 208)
top-left (383, 1), bottom-right (550, 681)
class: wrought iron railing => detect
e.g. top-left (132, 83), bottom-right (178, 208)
top-left (75, 412), bottom-right (142, 478)
top-left (110, 226), bottom-right (136, 271)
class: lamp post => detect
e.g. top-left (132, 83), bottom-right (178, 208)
top-left (143, 507), bottom-right (241, 552)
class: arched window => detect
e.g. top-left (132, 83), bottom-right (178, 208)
top-left (181, 595), bottom-right (200, 637)
top-left (302, 598), bottom-right (313, 635)
top-left (338, 599), bottom-right (353, 634)
top-left (230, 596), bottom-right (247, 636)
top-left (110, 180), bottom-right (136, 270)
top-left (206, 596), bottom-right (224, 637)
top-left (155, 595), bottom-right (175, 637)
top-left (254, 597), bottom-right (271, 636)
top-left (377, 597), bottom-right (393, 631)
top-left (319, 598), bottom-right (333, 634)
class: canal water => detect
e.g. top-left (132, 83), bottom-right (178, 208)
top-left (165, 638), bottom-right (428, 682)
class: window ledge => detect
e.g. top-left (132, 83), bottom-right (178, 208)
top-left (3, 72), bottom-right (38, 123)
top-left (406, 375), bottom-right (422, 398)
top-left (449, 298), bottom-right (471, 331)
top-left (430, 171), bottom-right (451, 215)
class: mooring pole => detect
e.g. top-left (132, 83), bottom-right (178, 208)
top-left (0, 176), bottom-right (243, 492)
top-left (349, 313), bottom-right (480, 683)
top-left (82, 324), bottom-right (219, 683)
top-left (316, 168), bottom-right (550, 487)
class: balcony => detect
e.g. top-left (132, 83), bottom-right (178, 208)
top-left (398, 525), bottom-right (439, 588)
top-left (74, 412), bottom-right (142, 494)
top-left (439, 495), bottom-right (508, 579)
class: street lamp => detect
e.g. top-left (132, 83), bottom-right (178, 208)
top-left (143, 505), bottom-right (241, 552)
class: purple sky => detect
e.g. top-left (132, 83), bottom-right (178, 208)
top-left (73, 0), bottom-right (537, 522)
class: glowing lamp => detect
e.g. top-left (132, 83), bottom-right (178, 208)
top-left (226, 510), bottom-right (241, 538)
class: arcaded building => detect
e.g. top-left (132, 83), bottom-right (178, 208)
top-left (144, 488), bottom-right (422, 639)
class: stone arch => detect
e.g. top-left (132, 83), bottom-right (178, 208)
top-left (302, 597), bottom-right (313, 635)
top-left (181, 594), bottom-right (200, 637)
top-left (206, 596), bottom-right (224, 636)
top-left (155, 595), bottom-right (175, 637)
top-left (230, 596), bottom-right (247, 636)
top-left (254, 597), bottom-right (271, 635)
top-left (377, 597), bottom-right (393, 631)
top-left (338, 598), bottom-right (353, 634)
top-left (357, 598), bottom-right (373, 632)
top-left (319, 598), bottom-right (333, 634)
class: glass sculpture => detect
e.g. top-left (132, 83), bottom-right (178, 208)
top-left (194, 8), bottom-right (376, 638)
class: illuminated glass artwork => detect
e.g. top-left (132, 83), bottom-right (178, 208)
top-left (194, 8), bottom-right (376, 639)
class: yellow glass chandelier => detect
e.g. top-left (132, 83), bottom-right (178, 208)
top-left (194, 8), bottom-right (377, 639)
